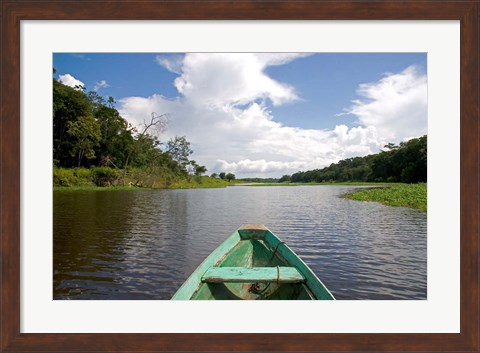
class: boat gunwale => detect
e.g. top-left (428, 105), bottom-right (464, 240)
top-left (171, 229), bottom-right (242, 300)
top-left (261, 230), bottom-right (335, 300)
top-left (171, 225), bottom-right (335, 300)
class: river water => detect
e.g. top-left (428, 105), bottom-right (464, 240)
top-left (53, 185), bottom-right (427, 300)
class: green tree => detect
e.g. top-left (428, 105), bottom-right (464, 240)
top-left (219, 172), bottom-right (226, 180)
top-left (87, 91), bottom-right (107, 111)
top-left (289, 136), bottom-right (426, 183)
top-left (383, 142), bottom-right (399, 151)
top-left (166, 135), bottom-right (193, 171)
top-left (67, 115), bottom-right (101, 167)
top-left (122, 112), bottom-right (168, 184)
top-left (94, 105), bottom-right (133, 168)
top-left (210, 173), bottom-right (218, 178)
top-left (53, 79), bottom-right (93, 166)
top-left (195, 165), bottom-right (207, 176)
top-left (225, 173), bottom-right (236, 182)
top-left (107, 96), bottom-right (116, 108)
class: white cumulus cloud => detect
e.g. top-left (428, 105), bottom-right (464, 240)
top-left (119, 54), bottom-right (427, 178)
top-left (342, 65), bottom-right (427, 144)
top-left (172, 53), bottom-right (301, 108)
top-left (93, 80), bottom-right (110, 92)
top-left (58, 74), bottom-right (84, 90)
top-left (155, 54), bottom-right (184, 74)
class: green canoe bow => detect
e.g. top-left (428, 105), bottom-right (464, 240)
top-left (171, 224), bottom-right (335, 300)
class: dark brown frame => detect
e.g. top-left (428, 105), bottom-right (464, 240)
top-left (1, 1), bottom-right (478, 352)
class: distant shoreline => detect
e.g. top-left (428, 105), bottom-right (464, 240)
top-left (246, 182), bottom-right (390, 187)
top-left (53, 180), bottom-right (392, 191)
top-left (54, 181), bottom-right (427, 212)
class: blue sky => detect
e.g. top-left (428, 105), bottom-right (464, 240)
top-left (53, 53), bottom-right (427, 177)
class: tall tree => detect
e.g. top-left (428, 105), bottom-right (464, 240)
top-left (194, 165), bottom-right (207, 176)
top-left (94, 105), bottom-right (133, 168)
top-left (53, 79), bottom-right (92, 166)
top-left (122, 112), bottom-right (168, 184)
top-left (166, 135), bottom-right (193, 172)
top-left (67, 115), bottom-right (101, 167)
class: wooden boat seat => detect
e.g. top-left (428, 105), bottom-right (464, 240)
top-left (202, 266), bottom-right (305, 283)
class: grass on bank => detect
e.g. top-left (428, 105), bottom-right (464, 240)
top-left (53, 185), bottom-right (147, 191)
top-left (342, 183), bottom-right (427, 212)
top-left (168, 176), bottom-right (234, 189)
top-left (53, 167), bottom-right (233, 191)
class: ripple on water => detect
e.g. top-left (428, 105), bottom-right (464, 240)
top-left (54, 186), bottom-right (426, 300)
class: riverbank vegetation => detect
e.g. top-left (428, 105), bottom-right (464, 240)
top-left (279, 135), bottom-right (427, 184)
top-left (342, 183), bottom-right (427, 212)
top-left (53, 75), bottom-right (235, 188)
top-left (272, 136), bottom-right (427, 211)
top-left (53, 167), bottom-right (232, 190)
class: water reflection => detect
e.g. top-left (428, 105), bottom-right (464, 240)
top-left (54, 186), bottom-right (427, 300)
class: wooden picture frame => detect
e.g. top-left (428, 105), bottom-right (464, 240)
top-left (1, 1), bottom-right (478, 352)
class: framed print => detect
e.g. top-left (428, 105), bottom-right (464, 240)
top-left (1, 1), bottom-right (478, 352)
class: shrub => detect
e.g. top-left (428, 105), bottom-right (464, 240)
top-left (91, 167), bottom-right (119, 186)
top-left (53, 167), bottom-right (78, 186)
top-left (73, 167), bottom-right (92, 180)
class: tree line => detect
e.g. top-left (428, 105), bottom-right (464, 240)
top-left (210, 172), bottom-right (236, 182)
top-left (280, 135), bottom-right (427, 184)
top-left (53, 75), bottom-right (207, 186)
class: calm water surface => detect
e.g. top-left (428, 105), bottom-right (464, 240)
top-left (53, 186), bottom-right (427, 300)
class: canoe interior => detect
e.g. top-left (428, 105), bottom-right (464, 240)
top-left (191, 238), bottom-right (315, 300)
top-left (172, 225), bottom-right (335, 300)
